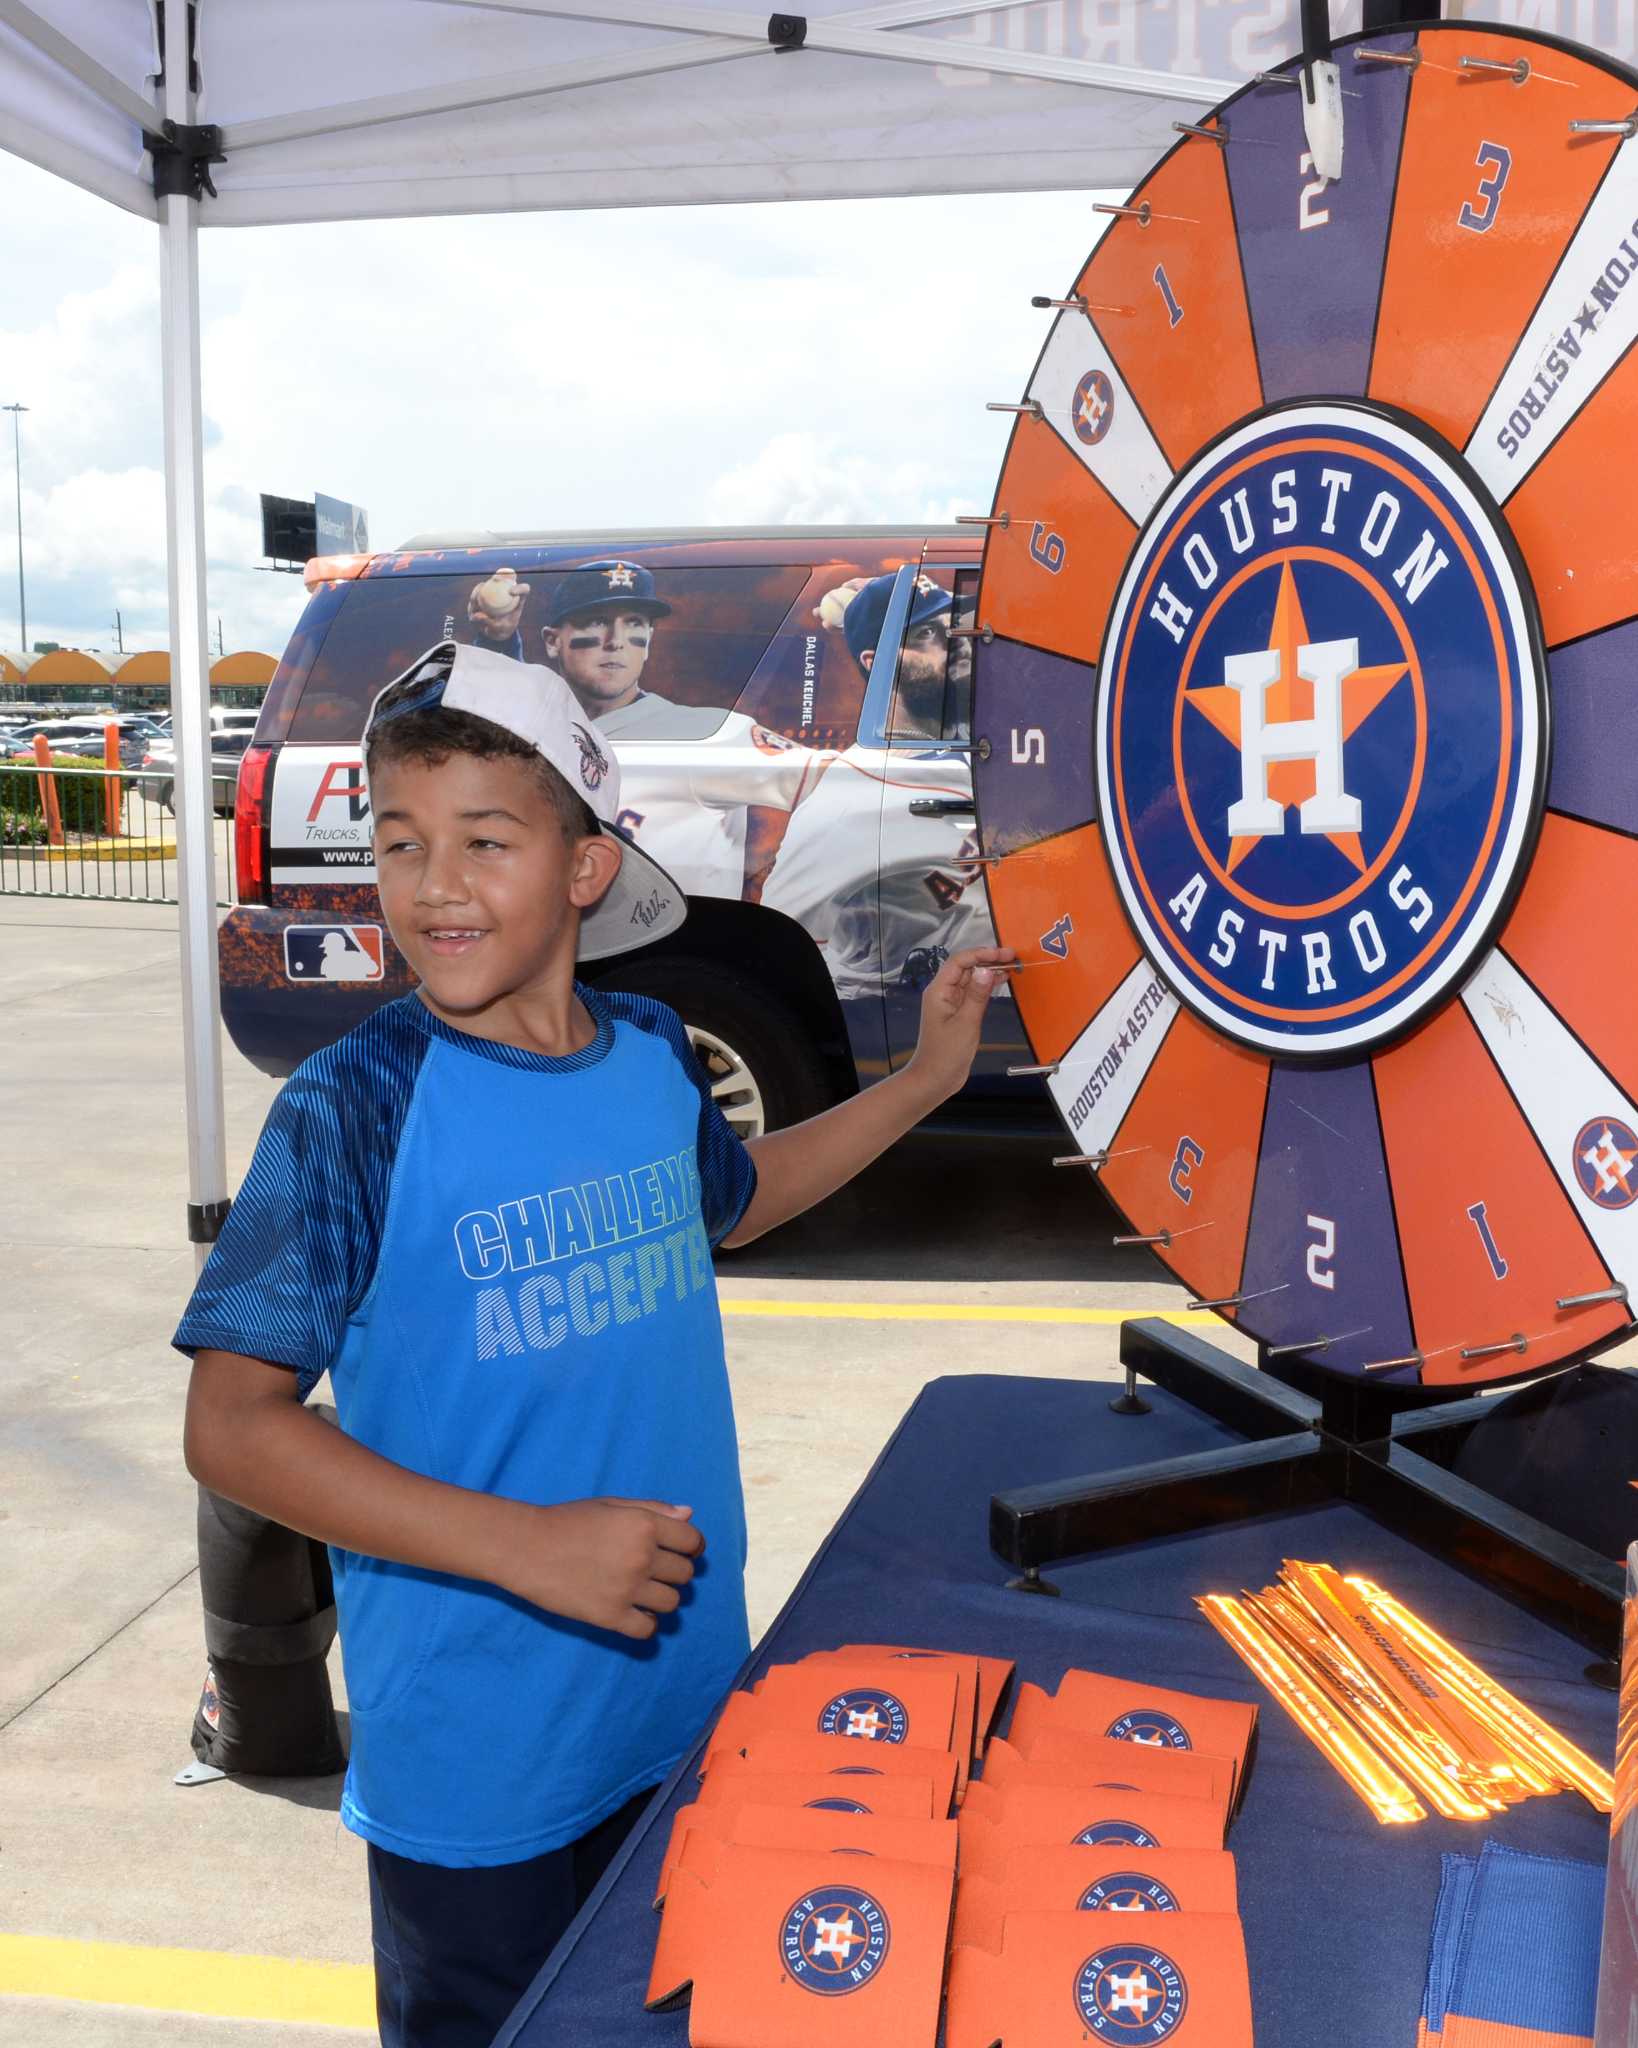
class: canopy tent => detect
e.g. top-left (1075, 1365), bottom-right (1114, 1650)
top-left (3, 0), bottom-right (1364, 1260)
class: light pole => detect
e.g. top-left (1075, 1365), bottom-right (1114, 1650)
top-left (2, 403), bottom-right (26, 654)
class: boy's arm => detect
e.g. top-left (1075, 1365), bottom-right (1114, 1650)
top-left (722, 945), bottom-right (1016, 1246)
top-left (184, 1350), bottom-right (702, 1641)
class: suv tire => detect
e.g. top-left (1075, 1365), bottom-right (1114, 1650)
top-left (592, 957), bottom-right (831, 1140)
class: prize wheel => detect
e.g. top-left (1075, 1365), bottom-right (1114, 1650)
top-left (975, 20), bottom-right (1638, 1390)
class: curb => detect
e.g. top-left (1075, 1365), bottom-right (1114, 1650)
top-left (4, 837), bottom-right (178, 863)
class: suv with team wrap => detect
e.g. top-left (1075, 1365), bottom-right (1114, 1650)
top-left (223, 528), bottom-right (1041, 1136)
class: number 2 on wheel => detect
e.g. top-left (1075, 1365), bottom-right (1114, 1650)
top-left (1298, 152), bottom-right (1330, 231)
top-left (1305, 1214), bottom-right (1336, 1290)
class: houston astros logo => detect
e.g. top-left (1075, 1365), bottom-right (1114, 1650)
top-left (1096, 402), bottom-right (1544, 1056)
top-left (1074, 1944), bottom-right (1188, 2040)
top-left (571, 722), bottom-right (611, 791)
top-left (1073, 1819), bottom-right (1161, 1848)
top-left (1080, 1874), bottom-right (1183, 1914)
top-left (781, 1886), bottom-right (890, 1995)
top-left (1106, 1710), bottom-right (1192, 1750)
top-left (1074, 369), bottom-right (1116, 446)
top-left (817, 1689), bottom-right (909, 1742)
top-left (1574, 1117), bottom-right (1638, 1209)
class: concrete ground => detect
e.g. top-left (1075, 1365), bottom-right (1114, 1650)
top-left (0, 893), bottom-right (1251, 2041)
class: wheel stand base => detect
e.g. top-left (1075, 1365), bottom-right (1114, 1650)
top-left (991, 1319), bottom-right (1627, 1657)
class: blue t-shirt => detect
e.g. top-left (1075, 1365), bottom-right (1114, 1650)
top-left (174, 986), bottom-right (757, 1866)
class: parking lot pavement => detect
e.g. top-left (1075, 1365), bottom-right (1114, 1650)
top-left (0, 895), bottom-right (1231, 2039)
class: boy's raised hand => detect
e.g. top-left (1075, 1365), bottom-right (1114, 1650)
top-left (507, 1498), bottom-right (705, 1640)
top-left (904, 945), bottom-right (1021, 1107)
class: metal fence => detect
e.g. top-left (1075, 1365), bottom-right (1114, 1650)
top-left (0, 758), bottom-right (238, 906)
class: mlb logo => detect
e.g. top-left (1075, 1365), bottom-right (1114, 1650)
top-left (284, 924), bottom-right (385, 984)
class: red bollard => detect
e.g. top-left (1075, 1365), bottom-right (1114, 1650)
top-left (32, 733), bottom-right (64, 846)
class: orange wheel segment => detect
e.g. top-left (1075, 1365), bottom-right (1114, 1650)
top-left (1096, 1011), bottom-right (1270, 1309)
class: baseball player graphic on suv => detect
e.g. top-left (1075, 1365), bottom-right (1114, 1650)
top-left (225, 528), bottom-right (1032, 1147)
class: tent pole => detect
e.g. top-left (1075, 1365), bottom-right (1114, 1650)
top-left (157, 0), bottom-right (227, 1270)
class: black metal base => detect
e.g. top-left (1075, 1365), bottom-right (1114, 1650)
top-left (1108, 1367), bottom-right (1152, 1417)
top-left (990, 1318), bottom-right (1628, 1657)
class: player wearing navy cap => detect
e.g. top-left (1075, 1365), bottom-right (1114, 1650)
top-left (465, 558), bottom-right (719, 739)
top-left (763, 569), bottom-right (996, 997)
top-left (841, 569), bottom-right (972, 744)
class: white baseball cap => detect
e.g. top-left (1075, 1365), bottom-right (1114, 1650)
top-left (363, 640), bottom-right (686, 962)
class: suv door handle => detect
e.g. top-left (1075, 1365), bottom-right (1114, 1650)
top-left (908, 797), bottom-right (975, 817)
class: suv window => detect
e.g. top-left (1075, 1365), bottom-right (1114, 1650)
top-left (287, 563), bottom-right (808, 744)
top-left (885, 567), bottom-right (977, 746)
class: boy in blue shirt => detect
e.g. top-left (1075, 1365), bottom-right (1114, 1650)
top-left (177, 642), bottom-right (1012, 2047)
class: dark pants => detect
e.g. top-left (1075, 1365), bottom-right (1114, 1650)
top-left (367, 1786), bottom-right (655, 2048)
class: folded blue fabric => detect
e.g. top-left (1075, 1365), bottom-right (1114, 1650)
top-left (1418, 1851), bottom-right (1478, 2044)
top-left (1419, 1838), bottom-right (1604, 2046)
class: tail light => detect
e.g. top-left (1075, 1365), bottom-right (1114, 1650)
top-left (234, 744), bottom-right (274, 905)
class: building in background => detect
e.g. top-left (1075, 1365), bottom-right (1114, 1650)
top-left (0, 649), bottom-right (276, 715)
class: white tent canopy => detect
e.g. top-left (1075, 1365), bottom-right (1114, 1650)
top-left (1, 0), bottom-right (1541, 1243)
top-left (0, 0), bottom-right (1324, 229)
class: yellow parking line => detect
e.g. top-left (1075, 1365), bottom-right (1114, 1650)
top-left (0, 1933), bottom-right (374, 2029)
top-left (719, 1298), bottom-right (1218, 1326)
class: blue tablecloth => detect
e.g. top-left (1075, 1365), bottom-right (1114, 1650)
top-left (496, 1372), bottom-right (1617, 2048)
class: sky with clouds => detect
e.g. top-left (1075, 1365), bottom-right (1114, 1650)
top-left (0, 147), bottom-right (1105, 660)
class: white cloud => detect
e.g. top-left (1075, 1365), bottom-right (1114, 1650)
top-left (0, 145), bottom-right (1107, 659)
top-left (704, 431), bottom-right (965, 526)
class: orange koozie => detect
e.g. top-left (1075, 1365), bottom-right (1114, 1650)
top-left (795, 1649), bottom-right (980, 1791)
top-left (655, 1803), bottom-right (956, 1907)
top-left (647, 1836), bottom-right (953, 2047)
top-left (951, 1846), bottom-right (1240, 1951)
top-left (959, 1784), bottom-right (1224, 1879)
top-left (802, 1644), bottom-right (1015, 1754)
top-left (701, 1732), bottom-right (959, 1814)
top-left (1012, 1672), bottom-right (1257, 1788)
top-left (802, 1646), bottom-right (1015, 1761)
top-left (945, 1912), bottom-right (1254, 2046)
top-left (750, 1660), bottom-right (963, 1759)
top-left (981, 1735), bottom-right (1234, 1822)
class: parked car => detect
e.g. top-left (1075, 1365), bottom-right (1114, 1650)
top-left (149, 729), bottom-right (252, 816)
top-left (217, 529), bottom-right (1047, 1139)
top-left (7, 718), bottom-right (153, 768)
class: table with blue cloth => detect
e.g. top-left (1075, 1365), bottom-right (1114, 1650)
top-left (495, 1373), bottom-right (1617, 2048)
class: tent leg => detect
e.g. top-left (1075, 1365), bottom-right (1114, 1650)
top-left (158, 1), bottom-right (344, 1784)
top-left (157, 8), bottom-right (227, 1272)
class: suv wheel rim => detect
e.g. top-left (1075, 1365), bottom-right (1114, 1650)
top-left (687, 1025), bottom-right (766, 1142)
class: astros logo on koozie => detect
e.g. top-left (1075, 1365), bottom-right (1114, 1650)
top-left (781, 1884), bottom-right (891, 1995)
top-left (1096, 401), bottom-right (1545, 1057)
top-left (1079, 1872), bottom-right (1182, 1913)
top-left (817, 1688), bottom-right (910, 1743)
top-left (1075, 1943), bottom-right (1188, 2041)
top-left (1106, 1710), bottom-right (1192, 1751)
